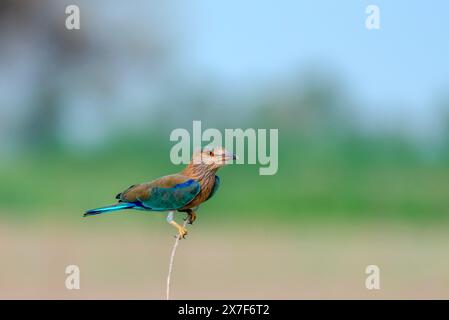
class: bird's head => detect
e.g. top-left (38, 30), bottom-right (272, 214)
top-left (192, 147), bottom-right (237, 169)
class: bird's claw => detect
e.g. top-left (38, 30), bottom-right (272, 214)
top-left (184, 211), bottom-right (197, 225)
top-left (176, 226), bottom-right (188, 240)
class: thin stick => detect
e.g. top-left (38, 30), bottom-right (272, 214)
top-left (166, 217), bottom-right (188, 300)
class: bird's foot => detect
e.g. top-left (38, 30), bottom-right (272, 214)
top-left (184, 210), bottom-right (197, 225)
top-left (176, 225), bottom-right (188, 239)
top-left (167, 211), bottom-right (188, 239)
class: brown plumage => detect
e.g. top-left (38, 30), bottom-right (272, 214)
top-left (180, 163), bottom-right (218, 209)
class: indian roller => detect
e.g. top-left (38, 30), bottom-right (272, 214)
top-left (84, 147), bottom-right (236, 239)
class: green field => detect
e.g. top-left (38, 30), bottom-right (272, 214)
top-left (1, 135), bottom-right (448, 224)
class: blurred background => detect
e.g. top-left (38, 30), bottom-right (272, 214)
top-left (1, 0), bottom-right (449, 299)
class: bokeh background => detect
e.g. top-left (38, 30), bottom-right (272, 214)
top-left (1, 0), bottom-right (449, 299)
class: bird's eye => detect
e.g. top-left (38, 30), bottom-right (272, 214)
top-left (209, 151), bottom-right (214, 157)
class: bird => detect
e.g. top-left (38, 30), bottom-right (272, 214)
top-left (84, 147), bottom-right (236, 239)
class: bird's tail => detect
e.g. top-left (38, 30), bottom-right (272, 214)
top-left (84, 203), bottom-right (136, 217)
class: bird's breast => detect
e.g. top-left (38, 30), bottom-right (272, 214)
top-left (182, 176), bottom-right (215, 209)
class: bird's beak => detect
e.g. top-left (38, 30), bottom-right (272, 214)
top-left (223, 151), bottom-right (237, 162)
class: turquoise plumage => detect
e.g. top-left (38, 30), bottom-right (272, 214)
top-left (140, 179), bottom-right (201, 211)
top-left (84, 202), bottom-right (136, 215)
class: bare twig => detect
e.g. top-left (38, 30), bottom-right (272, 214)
top-left (166, 216), bottom-right (188, 300)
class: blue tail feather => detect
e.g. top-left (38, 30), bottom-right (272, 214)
top-left (84, 202), bottom-right (136, 217)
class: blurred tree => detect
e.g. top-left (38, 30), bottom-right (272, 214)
top-left (0, 0), bottom-right (181, 152)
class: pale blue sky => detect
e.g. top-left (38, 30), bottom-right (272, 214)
top-left (3, 0), bottom-right (448, 149)
top-left (184, 0), bottom-right (449, 111)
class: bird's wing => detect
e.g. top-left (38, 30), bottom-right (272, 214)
top-left (205, 175), bottom-right (220, 201)
top-left (118, 174), bottom-right (201, 211)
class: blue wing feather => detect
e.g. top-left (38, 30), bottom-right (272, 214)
top-left (138, 179), bottom-right (201, 211)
